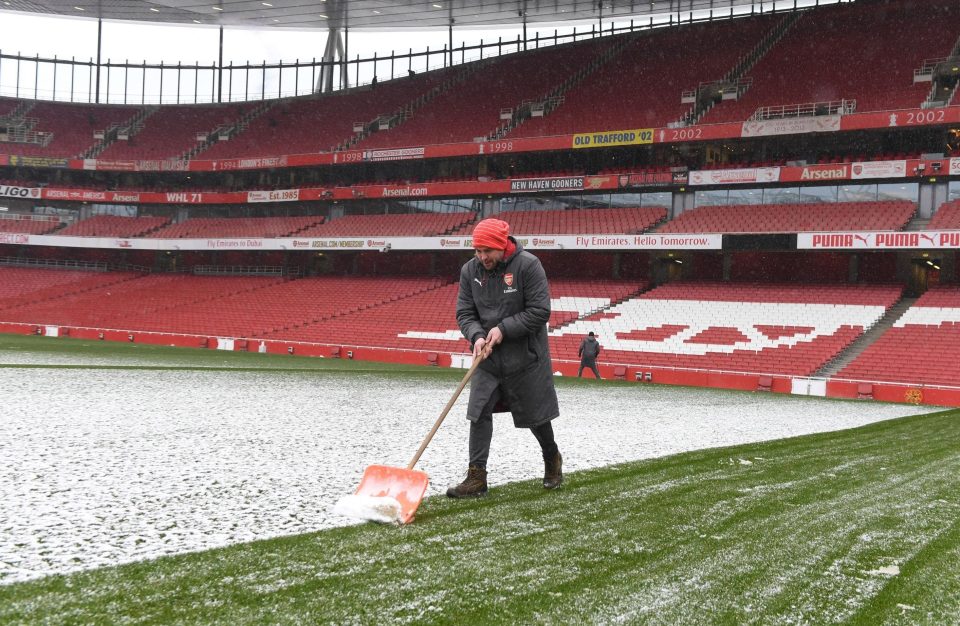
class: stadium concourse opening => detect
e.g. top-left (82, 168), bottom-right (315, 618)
top-left (1, 0), bottom-right (960, 404)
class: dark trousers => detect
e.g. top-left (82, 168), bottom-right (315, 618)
top-left (469, 416), bottom-right (558, 469)
top-left (578, 359), bottom-right (601, 379)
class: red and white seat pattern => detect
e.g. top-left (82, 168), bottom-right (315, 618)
top-left (393, 279), bottom-right (644, 350)
top-left (550, 282), bottom-right (903, 376)
top-left (837, 286), bottom-right (960, 387)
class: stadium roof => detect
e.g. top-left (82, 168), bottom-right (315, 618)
top-left (0, 0), bottom-right (780, 30)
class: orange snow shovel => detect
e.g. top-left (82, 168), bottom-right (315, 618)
top-left (335, 349), bottom-right (488, 524)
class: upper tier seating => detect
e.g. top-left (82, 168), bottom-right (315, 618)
top-left (356, 39), bottom-right (611, 148)
top-left (700, 0), bottom-right (959, 124)
top-left (659, 201), bottom-right (916, 234)
top-left (837, 285), bottom-right (960, 387)
top-left (1, 2), bottom-right (953, 159)
top-left (550, 281), bottom-right (904, 376)
top-left (510, 15), bottom-right (778, 138)
top-left (57, 215), bottom-right (171, 237)
top-left (199, 73), bottom-right (450, 158)
top-left (149, 216), bottom-right (324, 238)
top-left (0, 217), bottom-right (62, 235)
top-left (296, 212), bottom-right (474, 237)
top-left (928, 199), bottom-right (960, 230)
top-left (452, 207), bottom-right (666, 235)
top-left (97, 105), bottom-right (249, 161)
top-left (0, 98), bottom-right (20, 117)
top-left (3, 101), bottom-right (136, 158)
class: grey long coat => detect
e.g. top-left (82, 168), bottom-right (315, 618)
top-left (456, 237), bottom-right (560, 428)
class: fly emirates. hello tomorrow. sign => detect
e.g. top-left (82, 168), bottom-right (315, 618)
top-left (0, 233), bottom-right (722, 251)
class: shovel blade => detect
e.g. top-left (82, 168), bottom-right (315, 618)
top-left (354, 464), bottom-right (429, 524)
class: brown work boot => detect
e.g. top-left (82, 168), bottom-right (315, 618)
top-left (446, 466), bottom-right (488, 498)
top-left (543, 452), bottom-right (563, 489)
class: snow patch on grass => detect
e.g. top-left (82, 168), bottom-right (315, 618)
top-left (0, 365), bottom-right (938, 584)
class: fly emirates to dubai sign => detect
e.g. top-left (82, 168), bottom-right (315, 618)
top-left (0, 233), bottom-right (722, 251)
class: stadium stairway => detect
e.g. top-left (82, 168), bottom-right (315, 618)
top-left (548, 281), bottom-right (650, 332)
top-left (346, 60), bottom-right (493, 151)
top-left (188, 101), bottom-right (274, 160)
top-left (495, 33), bottom-right (638, 140)
top-left (684, 11), bottom-right (802, 126)
top-left (813, 295), bottom-right (917, 379)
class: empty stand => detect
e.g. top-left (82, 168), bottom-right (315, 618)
top-left (659, 201), bottom-right (916, 234)
top-left (0, 217), bottom-right (62, 235)
top-left (547, 279), bottom-right (646, 329)
top-left (297, 212), bottom-right (474, 237)
top-left (199, 73), bottom-right (449, 158)
top-left (355, 40), bottom-right (610, 149)
top-left (0, 267), bottom-right (143, 314)
top-left (0, 98), bottom-right (20, 117)
top-left (276, 281), bottom-right (461, 349)
top-left (551, 281), bottom-right (904, 376)
top-left (837, 285), bottom-right (960, 387)
top-left (701, 0), bottom-right (959, 124)
top-left (451, 207), bottom-right (666, 235)
top-left (0, 273), bottom-right (283, 331)
top-left (3, 101), bottom-right (137, 158)
top-left (279, 278), bottom-right (646, 351)
top-left (57, 215), bottom-right (171, 237)
top-left (510, 15), bottom-right (777, 138)
top-left (149, 216), bottom-right (324, 238)
top-left (97, 105), bottom-right (249, 161)
top-left (928, 199), bottom-right (960, 230)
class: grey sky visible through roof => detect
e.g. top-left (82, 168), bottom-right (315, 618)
top-left (0, 1), bottom-right (844, 102)
top-left (1, 0), bottom-right (833, 30)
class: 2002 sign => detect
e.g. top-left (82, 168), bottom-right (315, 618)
top-left (667, 127), bottom-right (703, 141)
top-left (903, 110), bottom-right (947, 125)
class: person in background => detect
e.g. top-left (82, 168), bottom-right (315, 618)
top-left (578, 331), bottom-right (602, 379)
top-left (447, 218), bottom-right (563, 498)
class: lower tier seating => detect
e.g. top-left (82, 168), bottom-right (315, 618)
top-left (0, 268), bottom-right (918, 381)
top-left (549, 282), bottom-right (904, 376)
top-left (270, 278), bottom-right (646, 351)
top-left (837, 285), bottom-right (960, 387)
top-left (0, 268), bottom-right (142, 311)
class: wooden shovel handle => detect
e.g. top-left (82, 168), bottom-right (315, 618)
top-left (407, 349), bottom-right (489, 470)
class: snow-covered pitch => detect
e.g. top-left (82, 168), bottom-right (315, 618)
top-left (1, 364), bottom-right (935, 584)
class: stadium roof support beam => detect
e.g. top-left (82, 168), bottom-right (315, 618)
top-left (95, 18), bottom-right (103, 103)
top-left (316, 0), bottom-right (349, 94)
top-left (317, 29), bottom-right (347, 93)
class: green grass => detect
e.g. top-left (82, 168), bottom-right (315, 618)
top-left (2, 407), bottom-right (958, 625)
